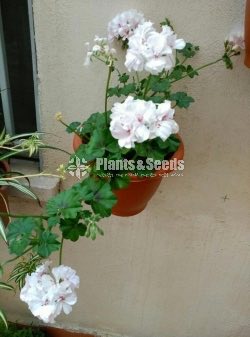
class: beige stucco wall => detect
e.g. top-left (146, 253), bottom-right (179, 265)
top-left (1, 1), bottom-right (250, 336)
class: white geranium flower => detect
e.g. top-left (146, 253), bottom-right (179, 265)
top-left (110, 96), bottom-right (144, 148)
top-left (52, 265), bottom-right (80, 289)
top-left (125, 21), bottom-right (155, 72)
top-left (227, 24), bottom-right (245, 51)
top-left (109, 97), bottom-right (179, 148)
top-left (144, 54), bottom-right (176, 74)
top-left (153, 101), bottom-right (179, 141)
top-left (108, 9), bottom-right (145, 41)
top-left (161, 25), bottom-right (186, 50)
top-left (20, 262), bottom-right (80, 324)
top-left (125, 22), bottom-right (185, 74)
top-left (125, 49), bottom-right (145, 72)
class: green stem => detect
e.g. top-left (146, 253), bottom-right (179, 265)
top-left (135, 72), bottom-right (140, 84)
top-left (93, 55), bottom-right (120, 76)
top-left (0, 211), bottom-right (48, 219)
top-left (59, 237), bottom-right (64, 265)
top-left (143, 74), bottom-right (152, 99)
top-left (3, 247), bottom-right (33, 266)
top-left (58, 119), bottom-right (81, 136)
top-left (105, 64), bottom-right (113, 126)
top-left (171, 57), bottom-right (223, 84)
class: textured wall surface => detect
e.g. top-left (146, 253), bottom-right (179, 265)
top-left (1, 1), bottom-right (250, 337)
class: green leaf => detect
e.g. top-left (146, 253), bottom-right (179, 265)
top-left (107, 86), bottom-right (121, 98)
top-left (156, 135), bottom-right (180, 152)
top-left (0, 282), bottom-right (14, 291)
top-left (178, 42), bottom-right (200, 58)
top-left (135, 142), bottom-right (166, 161)
top-left (222, 53), bottom-right (233, 69)
top-left (105, 138), bottom-right (121, 153)
top-left (60, 218), bottom-right (86, 242)
top-left (9, 237), bottom-right (30, 256)
top-left (47, 216), bottom-right (60, 228)
top-left (66, 121), bottom-right (81, 134)
top-left (119, 83), bottom-right (136, 96)
top-left (149, 96), bottom-right (165, 104)
top-left (186, 65), bottom-right (199, 78)
top-left (83, 129), bottom-right (107, 159)
top-left (150, 78), bottom-right (171, 93)
top-left (75, 128), bottom-right (120, 161)
top-left (85, 221), bottom-right (104, 240)
top-left (46, 189), bottom-right (82, 219)
top-left (81, 112), bottom-right (106, 135)
top-left (169, 65), bottom-right (186, 80)
top-left (0, 217), bottom-right (6, 242)
top-left (77, 178), bottom-right (117, 217)
top-left (0, 180), bottom-right (40, 203)
top-left (36, 231), bottom-right (60, 257)
top-left (170, 92), bottom-right (194, 108)
top-left (0, 309), bottom-right (8, 329)
top-left (7, 218), bottom-right (41, 256)
top-left (111, 175), bottom-right (130, 189)
top-left (118, 73), bottom-right (129, 84)
top-left (160, 17), bottom-right (174, 30)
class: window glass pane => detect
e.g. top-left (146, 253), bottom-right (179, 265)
top-left (1, 0), bottom-right (37, 133)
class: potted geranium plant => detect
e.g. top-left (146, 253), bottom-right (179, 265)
top-left (57, 9), bottom-right (244, 216)
top-left (0, 9), bottom-right (245, 330)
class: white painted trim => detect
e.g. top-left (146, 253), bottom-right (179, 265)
top-left (27, 0), bottom-right (43, 169)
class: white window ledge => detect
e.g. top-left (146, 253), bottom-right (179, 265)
top-left (8, 159), bottom-right (60, 202)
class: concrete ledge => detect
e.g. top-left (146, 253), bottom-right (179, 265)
top-left (8, 159), bottom-right (60, 202)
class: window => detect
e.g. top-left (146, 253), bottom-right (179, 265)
top-left (0, 0), bottom-right (37, 135)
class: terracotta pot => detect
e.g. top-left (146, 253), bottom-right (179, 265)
top-left (15, 323), bottom-right (94, 337)
top-left (73, 134), bottom-right (83, 152)
top-left (73, 134), bottom-right (184, 216)
top-left (0, 160), bottom-right (10, 225)
top-left (245, 0), bottom-right (250, 67)
top-left (112, 137), bottom-right (184, 216)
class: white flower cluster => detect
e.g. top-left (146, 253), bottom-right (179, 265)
top-left (84, 36), bottom-right (116, 66)
top-left (20, 262), bottom-right (80, 323)
top-left (108, 9), bottom-right (145, 41)
top-left (227, 24), bottom-right (245, 52)
top-left (125, 22), bottom-right (186, 75)
top-left (109, 96), bottom-right (179, 149)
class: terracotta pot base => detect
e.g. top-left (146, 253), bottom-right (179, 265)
top-left (112, 204), bottom-right (147, 217)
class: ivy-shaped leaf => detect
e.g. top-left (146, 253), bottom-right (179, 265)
top-left (110, 175), bottom-right (130, 189)
top-left (66, 121), bottom-right (81, 134)
top-left (118, 73), bottom-right (129, 84)
top-left (60, 218), bottom-right (86, 242)
top-left (77, 178), bottom-right (117, 217)
top-left (170, 92), bottom-right (195, 108)
top-left (150, 78), bottom-right (171, 93)
top-left (36, 231), bottom-right (60, 257)
top-left (170, 65), bottom-right (186, 80)
top-left (46, 189), bottom-right (82, 218)
top-left (186, 65), bottom-right (199, 78)
top-left (7, 218), bottom-right (41, 256)
top-left (119, 83), bottom-right (136, 96)
top-left (148, 96), bottom-right (165, 104)
top-left (178, 42), bottom-right (200, 58)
